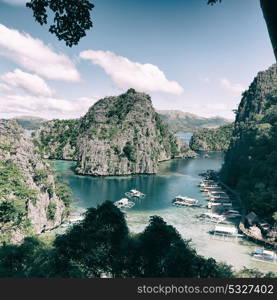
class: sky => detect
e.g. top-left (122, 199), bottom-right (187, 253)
top-left (0, 0), bottom-right (275, 120)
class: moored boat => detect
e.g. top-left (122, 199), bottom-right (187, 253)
top-left (125, 189), bottom-right (145, 199)
top-left (114, 198), bottom-right (135, 209)
top-left (251, 249), bottom-right (277, 262)
top-left (172, 195), bottom-right (198, 207)
top-left (209, 225), bottom-right (243, 238)
top-left (207, 201), bottom-right (232, 209)
top-left (196, 212), bottom-right (226, 223)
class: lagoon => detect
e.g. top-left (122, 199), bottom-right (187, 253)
top-left (53, 153), bottom-right (277, 273)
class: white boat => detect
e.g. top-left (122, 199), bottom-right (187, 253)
top-left (172, 195), bottom-right (198, 207)
top-left (125, 189), bottom-right (145, 199)
top-left (207, 201), bottom-right (232, 209)
top-left (251, 249), bottom-right (277, 262)
top-left (209, 225), bottom-right (243, 237)
top-left (209, 196), bottom-right (230, 202)
top-left (198, 180), bottom-right (215, 187)
top-left (196, 212), bottom-right (226, 223)
top-left (114, 198), bottom-right (135, 209)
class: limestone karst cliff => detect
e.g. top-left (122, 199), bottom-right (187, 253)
top-left (0, 121), bottom-right (71, 244)
top-left (34, 89), bottom-right (196, 176)
top-left (221, 64), bottom-right (277, 219)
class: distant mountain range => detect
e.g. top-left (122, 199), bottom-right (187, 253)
top-left (12, 116), bottom-right (46, 130)
top-left (157, 110), bottom-right (232, 133)
top-left (9, 110), bottom-right (231, 134)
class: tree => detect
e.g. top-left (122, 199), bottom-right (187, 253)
top-left (26, 0), bottom-right (94, 47)
top-left (208, 0), bottom-right (277, 60)
top-left (53, 201), bottom-right (129, 277)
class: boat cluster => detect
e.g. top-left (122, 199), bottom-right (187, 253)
top-left (199, 179), bottom-right (235, 210)
top-left (114, 189), bottom-right (145, 209)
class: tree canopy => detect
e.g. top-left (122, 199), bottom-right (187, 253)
top-left (26, 0), bottom-right (94, 47)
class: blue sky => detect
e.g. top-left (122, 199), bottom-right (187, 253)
top-left (0, 0), bottom-right (275, 119)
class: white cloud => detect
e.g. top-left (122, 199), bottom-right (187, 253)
top-left (1, 69), bottom-right (53, 97)
top-left (0, 94), bottom-right (97, 119)
top-left (0, 82), bottom-right (11, 92)
top-left (0, 24), bottom-right (80, 82)
top-left (220, 78), bottom-right (245, 94)
top-left (80, 50), bottom-right (184, 95)
top-left (1, 0), bottom-right (27, 5)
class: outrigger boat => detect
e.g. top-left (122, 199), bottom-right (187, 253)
top-left (251, 249), bottom-right (277, 262)
top-left (196, 212), bottom-right (226, 223)
top-left (172, 195), bottom-right (199, 207)
top-left (207, 201), bottom-right (232, 209)
top-left (209, 225), bottom-right (244, 238)
top-left (114, 198), bottom-right (135, 209)
top-left (125, 189), bottom-right (145, 199)
top-left (198, 180), bottom-right (215, 187)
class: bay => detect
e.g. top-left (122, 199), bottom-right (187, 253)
top-left (53, 153), bottom-right (277, 273)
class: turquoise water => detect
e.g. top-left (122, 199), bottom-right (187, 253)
top-left (53, 154), bottom-right (277, 273)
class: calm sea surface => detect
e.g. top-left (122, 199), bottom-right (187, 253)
top-left (53, 153), bottom-right (277, 273)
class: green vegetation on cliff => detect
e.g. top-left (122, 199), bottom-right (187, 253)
top-left (35, 119), bottom-right (79, 160)
top-left (35, 89), bottom-right (196, 176)
top-left (0, 121), bottom-right (72, 244)
top-left (221, 64), bottom-right (277, 221)
top-left (190, 124), bottom-right (233, 152)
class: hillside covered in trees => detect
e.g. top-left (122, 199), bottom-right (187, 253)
top-left (189, 124), bottom-right (233, 152)
top-left (221, 64), bottom-right (277, 221)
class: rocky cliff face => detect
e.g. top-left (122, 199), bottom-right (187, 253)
top-left (76, 89), bottom-right (195, 175)
top-left (0, 121), bottom-right (69, 244)
top-left (221, 64), bottom-right (277, 219)
top-left (35, 89), bottom-right (196, 176)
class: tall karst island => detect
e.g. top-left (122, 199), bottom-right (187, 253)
top-left (34, 89), bottom-right (196, 176)
top-left (0, 121), bottom-right (71, 244)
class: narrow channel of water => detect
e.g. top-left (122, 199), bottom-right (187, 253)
top-left (53, 154), bottom-right (277, 273)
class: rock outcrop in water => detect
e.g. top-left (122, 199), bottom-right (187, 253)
top-left (0, 121), bottom-right (70, 244)
top-left (221, 64), bottom-right (277, 220)
top-left (35, 89), bottom-right (196, 176)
